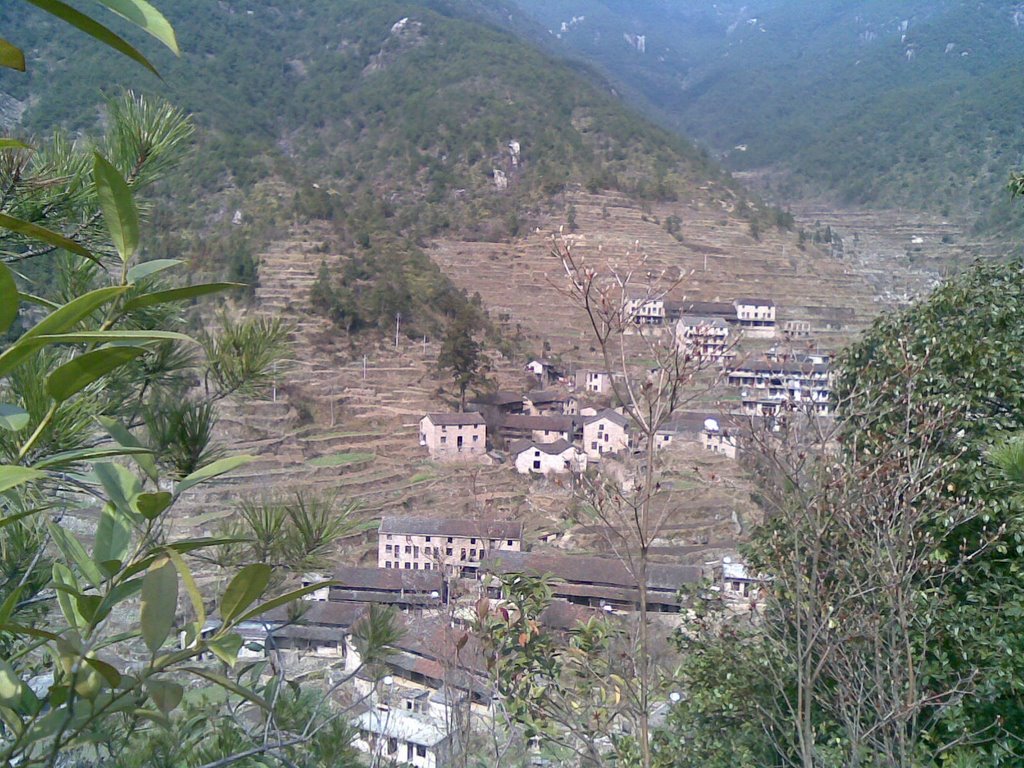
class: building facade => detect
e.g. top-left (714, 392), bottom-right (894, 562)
top-left (378, 517), bottom-right (523, 573)
top-left (583, 409), bottom-right (631, 459)
top-left (419, 413), bottom-right (486, 461)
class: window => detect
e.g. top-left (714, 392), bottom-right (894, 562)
top-left (446, 547), bottom-right (453, 556)
top-left (386, 534), bottom-right (392, 540)
top-left (447, 537), bottom-right (453, 543)
top-left (404, 545), bottom-right (412, 554)
top-left (404, 563), bottom-right (411, 569)
top-left (385, 561), bottom-right (392, 568)
top-left (507, 539), bottom-right (514, 546)
top-left (385, 544), bottom-right (393, 553)
top-left (591, 441), bottom-right (597, 450)
top-left (533, 460), bottom-right (541, 470)
top-left (425, 536), bottom-right (431, 542)
top-left (423, 563), bottom-right (431, 571)
top-left (417, 745), bottom-right (427, 757)
top-left (470, 538), bottom-right (477, 545)
top-left (440, 436), bottom-right (446, 444)
top-left (473, 434), bottom-right (479, 442)
top-left (470, 549), bottom-right (477, 558)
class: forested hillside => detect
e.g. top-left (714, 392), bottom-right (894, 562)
top-left (3, 0), bottom-right (750, 336)
top-left (513, 0), bottom-right (1024, 232)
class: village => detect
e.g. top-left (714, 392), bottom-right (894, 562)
top-left (218, 289), bottom-right (836, 766)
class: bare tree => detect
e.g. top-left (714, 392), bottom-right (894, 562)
top-left (550, 235), bottom-right (728, 767)
top-left (736, 344), bottom-right (995, 768)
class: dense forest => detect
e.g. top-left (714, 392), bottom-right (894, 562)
top-left (3, 0), bottom-right (754, 338)
top-left (513, 0), bottom-right (1024, 233)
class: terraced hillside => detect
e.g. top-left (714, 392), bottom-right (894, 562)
top-left (430, 189), bottom-right (898, 361)
top-left (171, 225), bottom-right (547, 561)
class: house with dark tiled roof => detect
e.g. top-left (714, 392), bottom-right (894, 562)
top-left (509, 438), bottom-right (587, 475)
top-left (419, 412), bottom-right (486, 461)
top-left (302, 566), bottom-right (445, 609)
top-left (498, 413), bottom-right (578, 449)
top-left (480, 551), bottom-right (702, 612)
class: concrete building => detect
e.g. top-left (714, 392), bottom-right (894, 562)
top-left (675, 314), bottom-right (731, 362)
top-left (727, 357), bottom-right (832, 414)
top-left (583, 409), bottom-right (631, 459)
top-left (733, 297), bottom-right (777, 338)
top-left (378, 517), bottom-right (523, 573)
top-left (575, 369), bottom-right (617, 396)
top-left (419, 413), bottom-right (486, 461)
top-left (700, 418), bottom-right (740, 459)
top-left (510, 438), bottom-right (587, 475)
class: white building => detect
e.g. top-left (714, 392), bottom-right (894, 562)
top-left (733, 298), bottom-right (776, 338)
top-left (352, 708), bottom-right (454, 768)
top-left (378, 517), bottom-right (523, 573)
top-left (419, 413), bottom-right (486, 461)
top-left (583, 409), bottom-right (631, 459)
top-left (700, 418), bottom-right (739, 459)
top-left (510, 438), bottom-right (587, 475)
top-left (675, 314), bottom-right (731, 362)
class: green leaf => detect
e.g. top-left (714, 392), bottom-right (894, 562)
top-left (31, 444), bottom-right (153, 471)
top-left (96, 415), bottom-right (157, 482)
top-left (0, 405), bottom-right (29, 433)
top-left (207, 633), bottom-right (243, 667)
top-left (165, 547), bottom-right (204, 631)
top-left (182, 667), bottom-right (269, 710)
top-left (46, 346), bottom-right (146, 402)
top-left (0, 585), bottom-right (25, 625)
top-left (145, 678), bottom-right (183, 714)
top-left (93, 503), bottom-right (132, 567)
top-left (20, 286), bottom-right (127, 342)
top-left (220, 564), bottom-right (271, 624)
top-left (0, 466), bottom-right (44, 494)
top-left (234, 581), bottom-right (338, 625)
top-left (140, 558), bottom-right (177, 653)
top-left (52, 562), bottom-right (86, 630)
top-left (48, 522), bottom-right (104, 588)
top-left (0, 262), bottom-right (18, 334)
top-left (93, 153), bottom-right (139, 262)
top-left (91, 462), bottom-right (141, 517)
top-left (95, 0), bottom-right (179, 54)
top-left (0, 139), bottom-right (31, 151)
top-left (123, 282), bottom-right (242, 311)
top-left (126, 258), bottom-right (181, 283)
top-left (0, 212), bottom-right (94, 259)
top-left (175, 455), bottom-right (254, 496)
top-left (135, 491), bottom-right (171, 520)
top-left (24, 0), bottom-right (160, 75)
top-left (0, 39), bottom-right (25, 71)
top-left (83, 656), bottom-right (122, 688)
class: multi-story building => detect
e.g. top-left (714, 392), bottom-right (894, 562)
top-left (419, 413), bottom-right (486, 461)
top-left (583, 409), bottom-right (631, 459)
top-left (675, 314), bottom-right (731, 362)
top-left (733, 297), bottom-right (776, 338)
top-left (727, 357), bottom-right (832, 414)
top-left (378, 517), bottom-right (523, 573)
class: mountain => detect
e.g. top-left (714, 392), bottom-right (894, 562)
top-left (3, 0), bottom-right (761, 336)
top-left (510, 0), bottom-right (1024, 232)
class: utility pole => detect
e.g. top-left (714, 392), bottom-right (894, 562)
top-left (395, 312), bottom-right (401, 349)
top-left (271, 362), bottom-right (277, 403)
top-left (362, 355), bottom-right (367, 381)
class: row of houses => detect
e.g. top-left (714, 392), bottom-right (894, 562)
top-left (214, 511), bottom-right (756, 767)
top-left (626, 295), bottom-right (778, 339)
